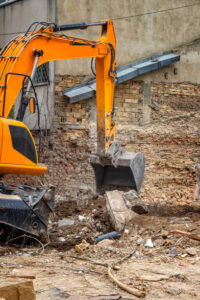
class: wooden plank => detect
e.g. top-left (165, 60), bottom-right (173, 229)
top-left (0, 281), bottom-right (36, 300)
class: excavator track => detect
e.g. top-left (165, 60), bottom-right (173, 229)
top-left (0, 183), bottom-right (55, 242)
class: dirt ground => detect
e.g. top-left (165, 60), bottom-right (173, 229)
top-left (0, 85), bottom-right (200, 299)
top-left (0, 196), bottom-right (200, 299)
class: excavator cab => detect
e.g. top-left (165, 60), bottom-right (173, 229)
top-left (0, 118), bottom-right (46, 176)
top-left (0, 119), bottom-right (54, 242)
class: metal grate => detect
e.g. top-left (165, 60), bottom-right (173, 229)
top-left (33, 62), bottom-right (49, 85)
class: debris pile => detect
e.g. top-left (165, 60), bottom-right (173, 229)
top-left (0, 186), bottom-right (199, 299)
top-left (1, 84), bottom-right (200, 298)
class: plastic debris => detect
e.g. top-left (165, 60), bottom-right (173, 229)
top-left (78, 215), bottom-right (86, 222)
top-left (58, 237), bottom-right (66, 242)
top-left (58, 218), bottom-right (74, 227)
top-left (137, 237), bottom-right (144, 246)
top-left (96, 231), bottom-right (121, 243)
top-left (167, 248), bottom-right (178, 257)
top-left (145, 239), bottom-right (154, 248)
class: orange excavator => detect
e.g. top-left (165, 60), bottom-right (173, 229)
top-left (0, 20), bottom-right (145, 241)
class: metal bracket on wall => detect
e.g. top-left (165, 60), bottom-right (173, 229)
top-left (63, 52), bottom-right (180, 103)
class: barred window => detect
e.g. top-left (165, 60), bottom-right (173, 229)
top-left (24, 63), bottom-right (49, 88)
top-left (33, 63), bottom-right (49, 85)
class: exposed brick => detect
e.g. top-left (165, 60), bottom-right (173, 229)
top-left (74, 112), bottom-right (81, 118)
top-left (5, 75), bottom-right (200, 207)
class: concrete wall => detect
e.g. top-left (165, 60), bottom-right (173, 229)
top-left (56, 0), bottom-right (200, 83)
top-left (0, 0), bottom-right (56, 129)
top-left (0, 0), bottom-right (53, 47)
top-left (139, 40), bottom-right (200, 84)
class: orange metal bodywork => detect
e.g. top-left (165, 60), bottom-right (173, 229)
top-left (0, 20), bottom-right (116, 176)
top-left (0, 118), bottom-right (46, 175)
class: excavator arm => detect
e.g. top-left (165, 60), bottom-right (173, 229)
top-left (0, 19), bottom-right (145, 192)
top-left (0, 20), bottom-right (116, 152)
top-left (0, 20), bottom-right (145, 242)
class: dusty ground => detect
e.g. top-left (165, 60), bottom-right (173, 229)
top-left (49, 197), bottom-right (111, 251)
top-left (0, 197), bottom-right (200, 299)
top-left (0, 86), bottom-right (200, 299)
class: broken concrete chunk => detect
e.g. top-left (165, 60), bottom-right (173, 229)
top-left (123, 189), bottom-right (139, 201)
top-left (186, 247), bottom-right (197, 256)
top-left (97, 239), bottom-right (114, 248)
top-left (122, 190), bottom-right (148, 214)
top-left (161, 230), bottom-right (169, 239)
top-left (48, 287), bottom-right (70, 299)
top-left (166, 287), bottom-right (181, 296)
top-left (106, 190), bottom-right (137, 232)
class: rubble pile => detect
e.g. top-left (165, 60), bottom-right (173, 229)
top-left (1, 81), bottom-right (200, 298)
top-left (49, 194), bottom-right (112, 250)
top-left (0, 192), bottom-right (200, 299)
top-left (117, 82), bottom-right (200, 214)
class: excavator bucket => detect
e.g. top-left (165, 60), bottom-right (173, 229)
top-left (90, 145), bottom-right (145, 194)
top-left (0, 183), bottom-right (55, 243)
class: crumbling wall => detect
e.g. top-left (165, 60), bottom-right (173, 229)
top-left (28, 76), bottom-right (199, 205)
top-left (4, 72), bottom-right (200, 207)
top-left (34, 77), bottom-right (148, 195)
top-left (124, 82), bottom-right (200, 209)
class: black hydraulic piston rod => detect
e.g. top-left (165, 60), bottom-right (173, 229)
top-left (53, 21), bottom-right (107, 32)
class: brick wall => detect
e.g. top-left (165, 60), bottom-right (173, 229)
top-left (54, 75), bottom-right (88, 128)
top-left (4, 76), bottom-right (200, 207)
top-left (123, 81), bottom-right (200, 207)
top-left (33, 76), bottom-right (146, 196)
top-left (115, 81), bottom-right (143, 126)
top-left (54, 76), bottom-right (144, 130)
top-left (38, 76), bottom-right (200, 205)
